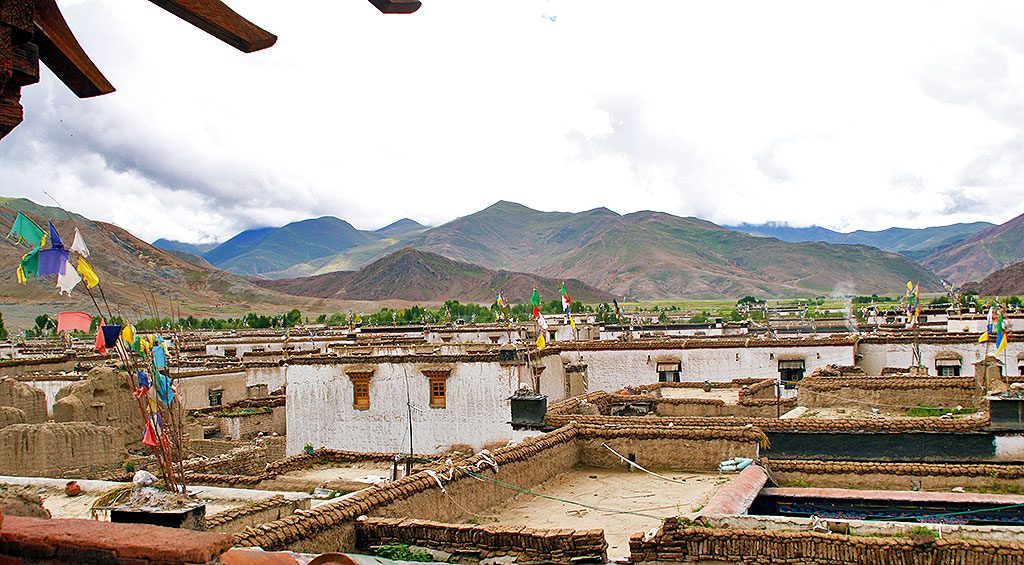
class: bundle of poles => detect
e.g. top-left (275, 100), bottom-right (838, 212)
top-left (8, 205), bottom-right (188, 493)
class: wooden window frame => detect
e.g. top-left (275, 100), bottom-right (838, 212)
top-left (346, 369), bottom-right (374, 410)
top-left (423, 368), bottom-right (452, 409)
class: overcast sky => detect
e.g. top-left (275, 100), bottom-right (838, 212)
top-left (2, 0), bottom-right (1024, 243)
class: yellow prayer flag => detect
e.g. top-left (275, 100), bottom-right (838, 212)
top-left (76, 257), bottom-right (99, 288)
top-left (536, 333), bottom-right (546, 350)
top-left (978, 332), bottom-right (989, 343)
top-left (121, 324), bottom-right (135, 344)
top-left (16, 265), bottom-right (25, 284)
top-left (906, 281), bottom-right (914, 291)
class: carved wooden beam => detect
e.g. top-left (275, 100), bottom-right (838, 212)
top-left (147, 0), bottom-right (276, 53)
top-left (33, 0), bottom-right (114, 98)
top-left (368, 0), bottom-right (422, 14)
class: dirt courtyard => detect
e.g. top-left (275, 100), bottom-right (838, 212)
top-left (658, 388), bottom-right (740, 403)
top-left (481, 468), bottom-right (732, 561)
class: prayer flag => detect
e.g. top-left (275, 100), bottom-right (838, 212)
top-left (121, 324), bottom-right (135, 344)
top-left (536, 331), bottom-right (546, 350)
top-left (531, 288), bottom-right (541, 307)
top-left (7, 212), bottom-right (46, 248)
top-left (56, 311), bottom-right (91, 333)
top-left (37, 248), bottom-right (69, 276)
top-left (69, 228), bottom-right (89, 257)
top-left (142, 421), bottom-right (159, 447)
top-left (996, 314), bottom-right (1008, 354)
top-left (76, 257), bottom-right (99, 288)
top-left (94, 324), bottom-right (107, 355)
top-left (537, 313), bottom-right (549, 330)
top-left (18, 248), bottom-right (40, 281)
top-left (47, 222), bottom-right (63, 249)
top-left (56, 259), bottom-right (81, 295)
top-left (101, 325), bottom-right (122, 348)
top-left (906, 280), bottom-right (914, 293)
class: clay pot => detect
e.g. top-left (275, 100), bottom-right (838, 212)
top-left (64, 481), bottom-right (82, 497)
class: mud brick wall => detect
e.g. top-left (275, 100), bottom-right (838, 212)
top-left (206, 495), bottom-right (310, 533)
top-left (577, 427), bottom-right (761, 470)
top-left (183, 443), bottom-right (272, 476)
top-left (799, 375), bottom-right (980, 411)
top-left (629, 518), bottom-right (1024, 564)
top-left (766, 459), bottom-right (1024, 492)
top-left (0, 405), bottom-right (25, 428)
top-left (232, 425), bottom-right (764, 554)
top-left (0, 376), bottom-right (46, 423)
top-left (738, 378), bottom-right (778, 400)
top-left (218, 407), bottom-right (285, 440)
top-left (358, 517), bottom-right (608, 563)
top-left (0, 422), bottom-right (125, 476)
top-left (190, 438), bottom-right (246, 458)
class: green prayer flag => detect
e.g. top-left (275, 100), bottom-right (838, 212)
top-left (19, 248), bottom-right (40, 279)
top-left (7, 212), bottom-right (46, 248)
top-left (531, 288), bottom-right (541, 307)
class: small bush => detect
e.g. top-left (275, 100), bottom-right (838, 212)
top-left (372, 544), bottom-right (435, 562)
top-left (907, 525), bottom-right (938, 538)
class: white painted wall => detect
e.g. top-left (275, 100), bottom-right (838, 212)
top-left (858, 341), bottom-right (1024, 376)
top-left (245, 365), bottom-right (288, 394)
top-left (286, 359), bottom-right (562, 456)
top-left (579, 344), bottom-right (854, 391)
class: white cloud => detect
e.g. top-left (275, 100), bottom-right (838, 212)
top-left (1, 0), bottom-right (1023, 242)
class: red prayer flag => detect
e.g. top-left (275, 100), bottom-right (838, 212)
top-left (142, 421), bottom-right (158, 447)
top-left (56, 311), bottom-right (92, 333)
top-left (93, 321), bottom-right (107, 355)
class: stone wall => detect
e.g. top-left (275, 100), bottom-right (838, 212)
top-left (358, 517), bottom-right (607, 563)
top-left (577, 428), bottom-right (760, 470)
top-left (629, 518), bottom-right (1024, 564)
top-left (52, 366), bottom-right (140, 449)
top-left (0, 376), bottom-right (46, 423)
top-left (0, 422), bottom-right (125, 476)
top-left (206, 495), bottom-right (310, 533)
top-left (0, 354), bottom-right (76, 376)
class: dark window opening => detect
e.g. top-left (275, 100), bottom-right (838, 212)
top-left (208, 389), bottom-right (223, 407)
top-left (657, 362), bottom-right (681, 383)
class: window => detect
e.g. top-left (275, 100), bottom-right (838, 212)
top-left (778, 359), bottom-right (805, 385)
top-left (351, 376), bottom-right (370, 410)
top-left (938, 365), bottom-right (961, 377)
top-left (657, 362), bottom-right (681, 383)
top-left (346, 369), bottom-right (374, 410)
top-left (430, 378), bottom-right (446, 408)
top-left (208, 389), bottom-right (223, 407)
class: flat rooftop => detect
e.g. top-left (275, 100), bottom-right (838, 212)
top-left (482, 468), bottom-right (730, 561)
top-left (658, 387), bottom-right (740, 403)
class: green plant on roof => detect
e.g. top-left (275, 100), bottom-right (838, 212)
top-left (372, 544), bottom-right (434, 562)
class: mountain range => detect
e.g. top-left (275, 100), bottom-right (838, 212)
top-left (258, 247), bottom-right (614, 303)
top-left (159, 201), bottom-right (956, 299)
top-left (729, 221), bottom-right (994, 260)
top-left (0, 198), bottom-right (328, 326)
top-left (921, 212), bottom-right (1024, 284)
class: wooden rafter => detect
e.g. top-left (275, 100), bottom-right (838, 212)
top-left (146, 0), bottom-right (276, 53)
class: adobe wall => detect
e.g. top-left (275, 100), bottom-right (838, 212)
top-left (15, 376), bottom-right (84, 415)
top-left (578, 340), bottom-right (854, 391)
top-left (629, 517), bottom-right (1024, 564)
top-left (233, 424), bottom-right (763, 561)
top-left (766, 459), bottom-right (1024, 492)
top-left (0, 422), bottom-right (125, 476)
top-left (358, 517), bottom-right (607, 563)
top-left (286, 357), bottom-right (551, 455)
top-left (52, 366), bottom-right (140, 449)
top-left (205, 495), bottom-right (310, 533)
top-left (219, 406), bottom-right (285, 440)
top-left (246, 362), bottom-right (287, 394)
top-left (0, 405), bottom-right (26, 428)
top-left (0, 376), bottom-right (46, 423)
top-left (858, 339), bottom-right (1024, 377)
top-left (175, 369), bottom-right (248, 410)
top-left (798, 374), bottom-right (980, 412)
top-left (577, 428), bottom-right (760, 470)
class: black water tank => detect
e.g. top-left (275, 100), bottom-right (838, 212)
top-left (509, 394), bottom-right (547, 428)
